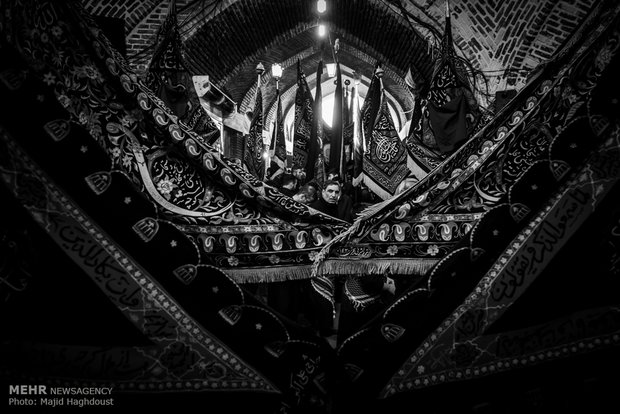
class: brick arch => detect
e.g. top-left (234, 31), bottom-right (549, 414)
top-left (260, 63), bottom-right (410, 138)
top-left (182, 0), bottom-right (435, 97)
top-left (235, 27), bottom-right (414, 111)
top-left (90, 0), bottom-right (440, 101)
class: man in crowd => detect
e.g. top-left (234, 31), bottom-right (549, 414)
top-left (278, 173), bottom-right (298, 197)
top-left (309, 180), bottom-right (353, 222)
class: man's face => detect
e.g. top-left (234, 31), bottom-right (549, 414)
top-left (322, 184), bottom-right (340, 204)
top-left (293, 168), bottom-right (306, 180)
top-left (293, 193), bottom-right (308, 203)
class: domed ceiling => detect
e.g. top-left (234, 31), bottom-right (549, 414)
top-left (83, 0), bottom-right (597, 126)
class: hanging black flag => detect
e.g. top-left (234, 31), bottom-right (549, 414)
top-left (361, 66), bottom-right (409, 200)
top-left (268, 90), bottom-right (287, 181)
top-left (329, 61), bottom-right (344, 179)
top-left (404, 67), bottom-right (443, 180)
top-left (292, 60), bottom-right (314, 173)
top-left (355, 64), bottom-right (382, 186)
top-left (426, 1), bottom-right (481, 153)
top-left (145, 0), bottom-right (219, 144)
top-left (307, 60), bottom-right (325, 186)
top-left (243, 88), bottom-right (265, 179)
top-left (351, 81), bottom-right (364, 186)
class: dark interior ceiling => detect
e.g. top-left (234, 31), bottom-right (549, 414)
top-left (181, 0), bottom-right (433, 120)
top-left (83, 0), bottom-right (598, 124)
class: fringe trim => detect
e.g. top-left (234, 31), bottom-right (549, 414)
top-left (344, 283), bottom-right (381, 312)
top-left (345, 290), bottom-right (380, 312)
top-left (311, 218), bottom-right (362, 278)
top-left (317, 258), bottom-right (439, 276)
top-left (309, 193), bottom-right (415, 279)
top-left (226, 265), bottom-right (313, 283)
top-left (311, 275), bottom-right (336, 318)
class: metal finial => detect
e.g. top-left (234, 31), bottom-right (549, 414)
top-left (256, 62), bottom-right (265, 75)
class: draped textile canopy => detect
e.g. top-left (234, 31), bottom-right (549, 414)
top-left (2, 0), bottom-right (620, 413)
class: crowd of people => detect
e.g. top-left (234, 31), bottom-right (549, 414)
top-left (258, 164), bottom-right (420, 348)
top-left (265, 165), bottom-right (379, 224)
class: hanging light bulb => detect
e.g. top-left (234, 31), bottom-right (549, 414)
top-left (271, 63), bottom-right (282, 80)
top-left (318, 23), bottom-right (326, 37)
top-left (317, 0), bottom-right (326, 14)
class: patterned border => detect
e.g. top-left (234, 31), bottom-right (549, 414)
top-left (382, 127), bottom-right (620, 396)
top-left (0, 131), bottom-right (277, 393)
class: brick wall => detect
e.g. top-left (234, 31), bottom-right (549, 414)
top-left (80, 0), bottom-right (594, 104)
top-left (446, 0), bottom-right (595, 92)
top-left (82, 0), bottom-right (193, 73)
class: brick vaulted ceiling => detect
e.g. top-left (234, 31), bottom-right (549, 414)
top-left (83, 0), bottom-right (597, 126)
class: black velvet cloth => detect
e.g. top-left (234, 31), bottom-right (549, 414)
top-left (279, 186), bottom-right (297, 197)
top-left (310, 197), bottom-right (339, 218)
top-left (310, 195), bottom-right (353, 222)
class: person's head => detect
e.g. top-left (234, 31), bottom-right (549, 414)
top-left (292, 191), bottom-right (309, 204)
top-left (306, 181), bottom-right (319, 193)
top-left (292, 167), bottom-right (306, 182)
top-left (281, 173), bottom-right (297, 190)
top-left (304, 182), bottom-right (319, 202)
top-left (300, 183), bottom-right (318, 203)
top-left (327, 171), bottom-right (340, 182)
top-left (321, 180), bottom-right (341, 204)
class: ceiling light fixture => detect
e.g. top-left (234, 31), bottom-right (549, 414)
top-left (271, 63), bottom-right (282, 89)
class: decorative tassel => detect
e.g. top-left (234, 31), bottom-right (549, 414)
top-left (226, 265), bottom-right (313, 283)
top-left (320, 258), bottom-right (438, 276)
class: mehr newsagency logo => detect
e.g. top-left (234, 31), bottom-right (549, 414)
top-left (8, 384), bottom-right (114, 408)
